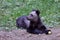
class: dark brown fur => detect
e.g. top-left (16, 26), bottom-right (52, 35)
top-left (27, 9), bottom-right (51, 34)
top-left (16, 9), bottom-right (51, 34)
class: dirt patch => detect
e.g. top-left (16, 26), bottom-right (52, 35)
top-left (0, 28), bottom-right (60, 40)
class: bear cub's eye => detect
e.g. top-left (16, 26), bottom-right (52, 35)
top-left (31, 14), bottom-right (33, 16)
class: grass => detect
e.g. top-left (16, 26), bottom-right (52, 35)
top-left (0, 0), bottom-right (60, 31)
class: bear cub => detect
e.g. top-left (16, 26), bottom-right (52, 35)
top-left (16, 9), bottom-right (52, 34)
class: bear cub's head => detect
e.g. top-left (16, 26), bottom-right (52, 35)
top-left (27, 9), bottom-right (40, 22)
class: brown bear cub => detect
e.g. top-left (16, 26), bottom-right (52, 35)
top-left (16, 9), bottom-right (52, 34)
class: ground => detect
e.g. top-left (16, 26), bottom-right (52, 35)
top-left (0, 27), bottom-right (60, 40)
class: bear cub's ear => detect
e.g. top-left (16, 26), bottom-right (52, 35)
top-left (32, 9), bottom-right (40, 16)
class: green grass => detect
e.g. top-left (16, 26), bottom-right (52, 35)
top-left (0, 0), bottom-right (60, 31)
